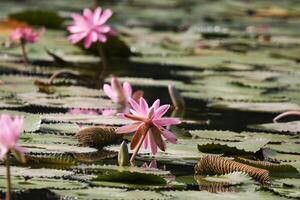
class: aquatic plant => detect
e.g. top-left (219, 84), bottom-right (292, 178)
top-left (0, 114), bottom-right (27, 200)
top-left (9, 27), bottom-right (45, 66)
top-left (68, 7), bottom-right (113, 83)
top-left (116, 97), bottom-right (181, 163)
top-left (104, 76), bottom-right (144, 106)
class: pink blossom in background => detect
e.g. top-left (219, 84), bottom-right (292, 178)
top-left (68, 7), bottom-right (113, 48)
top-left (273, 111), bottom-right (300, 123)
top-left (10, 27), bottom-right (45, 43)
top-left (103, 76), bottom-right (144, 106)
top-left (0, 114), bottom-right (26, 159)
top-left (116, 98), bottom-right (180, 155)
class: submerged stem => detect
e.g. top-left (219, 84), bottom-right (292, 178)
top-left (96, 42), bottom-right (107, 87)
top-left (5, 153), bottom-right (11, 200)
top-left (20, 40), bottom-right (28, 67)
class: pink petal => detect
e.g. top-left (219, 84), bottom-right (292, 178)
top-left (93, 7), bottom-right (102, 24)
top-left (98, 9), bottom-right (113, 24)
top-left (68, 32), bottom-right (87, 44)
top-left (151, 99), bottom-right (160, 110)
top-left (143, 134), bottom-right (149, 149)
top-left (130, 124), bottom-right (149, 150)
top-left (96, 25), bottom-right (111, 33)
top-left (84, 33), bottom-right (93, 48)
top-left (97, 34), bottom-right (107, 43)
top-left (150, 125), bottom-right (166, 152)
top-left (0, 147), bottom-right (8, 160)
top-left (116, 122), bottom-right (141, 134)
top-left (123, 82), bottom-right (132, 99)
top-left (140, 98), bottom-right (149, 115)
top-left (14, 145), bottom-right (27, 153)
top-left (161, 128), bottom-right (177, 144)
top-left (147, 129), bottom-right (158, 155)
top-left (83, 8), bottom-right (93, 20)
top-left (132, 90), bottom-right (144, 102)
top-left (153, 118), bottom-right (181, 127)
top-left (129, 98), bottom-right (142, 113)
top-left (103, 84), bottom-right (118, 103)
top-left (154, 105), bottom-right (170, 118)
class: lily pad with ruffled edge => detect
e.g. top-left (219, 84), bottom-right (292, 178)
top-left (249, 121), bottom-right (300, 135)
top-left (163, 190), bottom-right (289, 199)
top-left (0, 166), bottom-right (73, 178)
top-left (0, 110), bottom-right (41, 132)
top-left (0, 177), bottom-right (86, 190)
top-left (266, 143), bottom-right (300, 154)
top-left (20, 132), bottom-right (79, 145)
top-left (22, 143), bottom-right (97, 154)
top-left (208, 101), bottom-right (300, 113)
top-left (38, 123), bottom-right (80, 135)
top-left (182, 76), bottom-right (287, 102)
top-left (265, 178), bottom-right (300, 198)
top-left (197, 138), bottom-right (270, 156)
top-left (74, 164), bottom-right (183, 190)
top-left (190, 130), bottom-right (297, 143)
top-left (195, 172), bottom-right (253, 187)
top-left (42, 113), bottom-right (130, 125)
top-left (53, 187), bottom-right (170, 200)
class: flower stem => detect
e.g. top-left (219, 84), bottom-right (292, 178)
top-left (96, 42), bottom-right (107, 87)
top-left (93, 0), bottom-right (98, 8)
top-left (20, 40), bottom-right (28, 67)
top-left (5, 153), bottom-right (11, 200)
top-left (130, 133), bottom-right (147, 164)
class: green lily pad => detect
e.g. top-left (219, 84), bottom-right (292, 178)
top-left (198, 138), bottom-right (270, 155)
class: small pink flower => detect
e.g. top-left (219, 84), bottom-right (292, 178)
top-left (0, 114), bottom-right (26, 159)
top-left (273, 111), bottom-right (300, 123)
top-left (116, 98), bottom-right (180, 156)
top-left (103, 76), bottom-right (144, 106)
top-left (68, 7), bottom-right (113, 48)
top-left (68, 108), bottom-right (99, 115)
top-left (10, 27), bottom-right (45, 43)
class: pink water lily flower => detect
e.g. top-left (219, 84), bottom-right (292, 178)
top-left (68, 7), bottom-right (113, 48)
top-left (116, 97), bottom-right (181, 162)
top-left (10, 27), bottom-right (44, 43)
top-left (273, 111), bottom-right (300, 123)
top-left (0, 114), bottom-right (26, 159)
top-left (103, 76), bottom-right (144, 106)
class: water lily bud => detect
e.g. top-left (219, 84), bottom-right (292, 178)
top-left (118, 141), bottom-right (130, 166)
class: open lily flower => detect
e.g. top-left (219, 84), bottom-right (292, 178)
top-left (103, 76), bottom-right (144, 106)
top-left (68, 7), bottom-right (113, 48)
top-left (273, 111), bottom-right (300, 123)
top-left (10, 27), bottom-right (45, 43)
top-left (0, 114), bottom-right (26, 159)
top-left (116, 97), bottom-right (181, 162)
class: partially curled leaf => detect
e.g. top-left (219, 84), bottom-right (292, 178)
top-left (195, 155), bottom-right (271, 184)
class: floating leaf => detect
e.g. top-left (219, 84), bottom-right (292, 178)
top-left (249, 121), bottom-right (300, 135)
top-left (9, 10), bottom-right (64, 28)
top-left (195, 155), bottom-right (271, 184)
top-left (197, 138), bottom-right (270, 155)
top-left (234, 157), bottom-right (299, 177)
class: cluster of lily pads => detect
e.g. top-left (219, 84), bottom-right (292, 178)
top-left (0, 0), bottom-right (300, 200)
